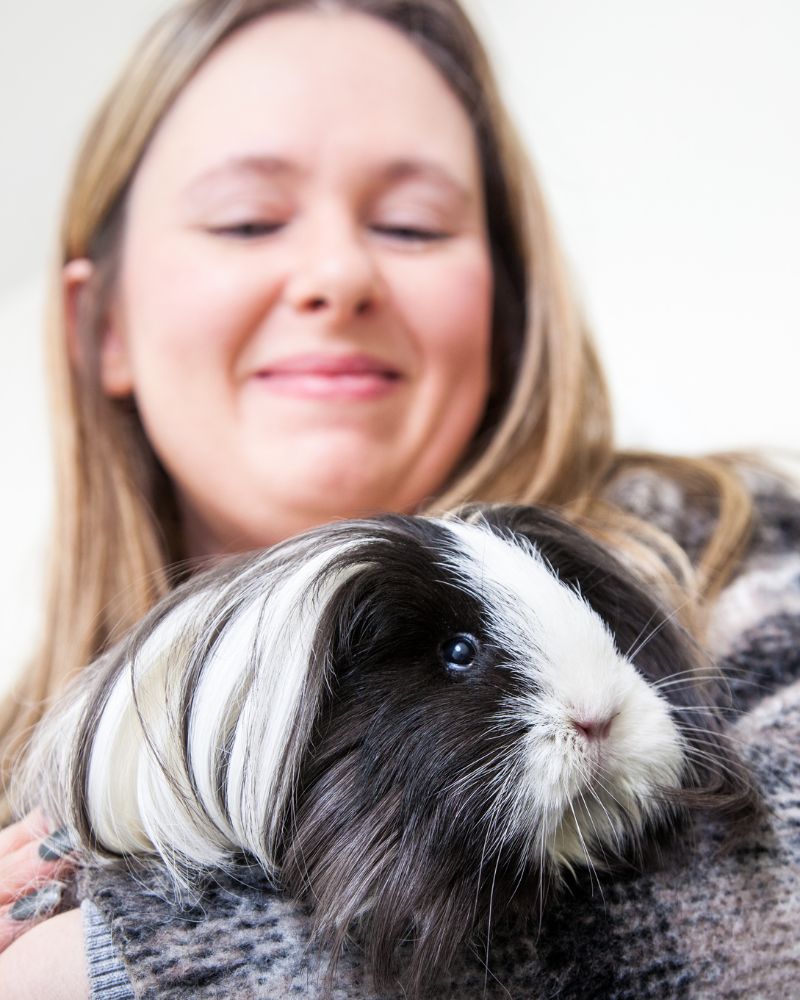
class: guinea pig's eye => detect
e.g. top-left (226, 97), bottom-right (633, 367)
top-left (439, 633), bottom-right (479, 673)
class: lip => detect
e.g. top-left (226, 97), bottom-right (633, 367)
top-left (252, 353), bottom-right (404, 401)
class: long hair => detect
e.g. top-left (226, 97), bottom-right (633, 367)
top-left (0, 0), bottom-right (756, 815)
top-left (20, 508), bottom-right (758, 993)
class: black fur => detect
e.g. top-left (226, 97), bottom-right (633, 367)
top-left (39, 506), bottom-right (759, 997)
top-left (275, 509), bottom-right (758, 993)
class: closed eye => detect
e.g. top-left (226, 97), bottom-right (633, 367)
top-left (370, 224), bottom-right (449, 243)
top-left (210, 221), bottom-right (285, 239)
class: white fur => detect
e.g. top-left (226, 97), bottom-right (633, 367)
top-left (25, 514), bottom-right (688, 887)
top-left (82, 537), bottom-right (370, 874)
top-left (443, 520), bottom-right (685, 866)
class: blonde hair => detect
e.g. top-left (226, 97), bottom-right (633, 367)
top-left (0, 0), bottom-right (756, 816)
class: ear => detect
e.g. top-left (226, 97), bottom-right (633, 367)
top-left (62, 257), bottom-right (134, 397)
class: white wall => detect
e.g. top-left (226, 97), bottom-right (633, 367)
top-left (467, 0), bottom-right (799, 454)
top-left (1, 1), bottom-right (798, 692)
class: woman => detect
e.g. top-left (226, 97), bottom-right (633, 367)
top-left (1, 0), bottom-right (794, 996)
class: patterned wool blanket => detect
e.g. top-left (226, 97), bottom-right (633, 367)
top-left (80, 469), bottom-right (800, 999)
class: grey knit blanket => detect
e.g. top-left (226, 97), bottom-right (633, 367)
top-left (80, 469), bottom-right (800, 999)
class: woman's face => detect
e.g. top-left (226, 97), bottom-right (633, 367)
top-left (96, 10), bottom-right (493, 555)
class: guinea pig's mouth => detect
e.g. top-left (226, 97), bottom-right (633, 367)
top-left (541, 736), bottom-right (685, 871)
top-left (547, 785), bottom-right (635, 870)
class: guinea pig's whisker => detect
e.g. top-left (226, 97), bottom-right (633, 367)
top-left (463, 937), bottom-right (513, 1000)
top-left (676, 730), bottom-right (730, 754)
top-left (710, 674), bottom-right (772, 693)
top-left (652, 680), bottom-right (725, 696)
top-left (625, 598), bottom-right (692, 662)
top-left (580, 758), bottom-right (631, 849)
top-left (464, 946), bottom-right (511, 1000)
top-left (669, 705), bottom-right (739, 716)
top-left (627, 621), bottom-right (673, 664)
top-left (681, 757), bottom-right (750, 798)
top-left (656, 675), bottom-right (768, 699)
top-left (582, 780), bottom-right (623, 849)
top-left (576, 787), bottom-right (613, 871)
top-left (566, 799), bottom-right (602, 899)
top-left (580, 762), bottom-right (628, 819)
top-left (650, 667), bottom-right (721, 686)
top-left (681, 748), bottom-right (752, 788)
top-left (440, 747), bottom-right (512, 798)
top-left (679, 745), bottom-right (748, 786)
top-left (623, 607), bottom-right (664, 661)
top-left (470, 771), bottom-right (511, 924)
top-left (483, 850), bottom-right (504, 992)
top-left (690, 724), bottom-right (796, 761)
top-left (678, 724), bottom-right (750, 749)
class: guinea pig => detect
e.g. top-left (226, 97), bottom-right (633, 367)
top-left (23, 504), bottom-right (757, 994)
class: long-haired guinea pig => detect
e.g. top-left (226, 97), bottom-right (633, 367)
top-left (23, 505), bottom-right (757, 993)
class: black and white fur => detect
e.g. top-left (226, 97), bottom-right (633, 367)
top-left (24, 505), bottom-right (756, 993)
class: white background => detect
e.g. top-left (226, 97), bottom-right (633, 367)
top-left (1, 1), bottom-right (798, 692)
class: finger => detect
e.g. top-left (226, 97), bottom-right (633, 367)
top-left (36, 827), bottom-right (75, 863)
top-left (0, 809), bottom-right (51, 855)
top-left (0, 883), bottom-right (67, 953)
top-left (0, 839), bottom-right (75, 907)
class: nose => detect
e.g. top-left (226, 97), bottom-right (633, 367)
top-left (284, 215), bottom-right (382, 323)
top-left (570, 713), bottom-right (618, 741)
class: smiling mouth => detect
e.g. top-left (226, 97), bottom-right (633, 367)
top-left (254, 354), bottom-right (403, 401)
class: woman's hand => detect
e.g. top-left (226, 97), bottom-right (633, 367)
top-left (0, 908), bottom-right (89, 1000)
top-left (0, 810), bottom-right (75, 952)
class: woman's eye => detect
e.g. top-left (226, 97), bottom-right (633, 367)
top-left (211, 221), bottom-right (284, 239)
top-left (372, 224), bottom-right (448, 243)
top-left (439, 633), bottom-right (479, 673)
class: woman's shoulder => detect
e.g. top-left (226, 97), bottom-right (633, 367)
top-left (605, 454), bottom-right (800, 708)
top-left (603, 453), bottom-right (800, 564)
top-left (705, 463), bottom-right (800, 704)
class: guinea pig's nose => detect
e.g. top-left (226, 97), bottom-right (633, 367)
top-left (570, 714), bottom-right (617, 741)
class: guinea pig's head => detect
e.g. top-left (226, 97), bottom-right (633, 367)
top-left (280, 507), bottom-right (756, 987)
top-left (29, 505), bottom-right (756, 994)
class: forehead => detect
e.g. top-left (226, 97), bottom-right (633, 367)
top-left (135, 9), bottom-right (482, 196)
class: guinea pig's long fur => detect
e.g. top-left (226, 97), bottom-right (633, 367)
top-left (22, 505), bottom-right (758, 993)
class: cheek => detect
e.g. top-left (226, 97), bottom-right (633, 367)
top-left (396, 248), bottom-right (493, 396)
top-left (387, 249), bottom-right (493, 500)
top-left (119, 233), bottom-right (274, 377)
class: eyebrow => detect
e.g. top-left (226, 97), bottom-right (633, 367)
top-left (182, 155), bottom-right (297, 200)
top-left (375, 159), bottom-right (472, 203)
top-left (182, 154), bottom-right (473, 204)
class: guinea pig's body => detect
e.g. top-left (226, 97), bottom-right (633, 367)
top-left (24, 505), bottom-right (757, 994)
